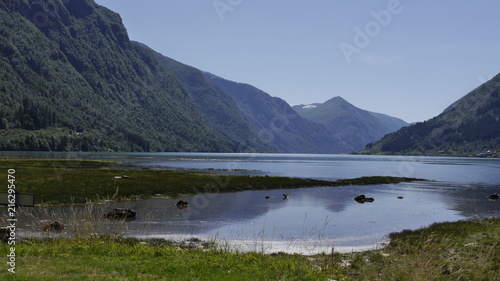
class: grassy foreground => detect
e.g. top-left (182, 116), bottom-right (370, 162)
top-left (1, 218), bottom-right (499, 280)
top-left (0, 159), bottom-right (423, 204)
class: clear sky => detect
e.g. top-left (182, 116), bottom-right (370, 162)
top-left (94, 0), bottom-right (500, 123)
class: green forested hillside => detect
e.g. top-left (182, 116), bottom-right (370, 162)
top-left (0, 0), bottom-right (238, 152)
top-left (141, 43), bottom-right (274, 153)
top-left (359, 73), bottom-right (500, 156)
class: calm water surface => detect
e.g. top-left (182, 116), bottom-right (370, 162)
top-left (4, 152), bottom-right (500, 253)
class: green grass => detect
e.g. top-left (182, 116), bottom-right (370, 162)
top-left (0, 219), bottom-right (499, 280)
top-left (0, 159), bottom-right (424, 204)
top-left (0, 236), bottom-right (329, 281)
top-left (313, 218), bottom-right (500, 280)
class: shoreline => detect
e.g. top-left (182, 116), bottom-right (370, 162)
top-left (0, 158), bottom-right (426, 205)
top-left (134, 234), bottom-right (389, 255)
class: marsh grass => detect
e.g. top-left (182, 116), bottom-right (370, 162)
top-left (313, 218), bottom-right (500, 280)
top-left (12, 199), bottom-right (133, 239)
top-left (0, 159), bottom-right (424, 205)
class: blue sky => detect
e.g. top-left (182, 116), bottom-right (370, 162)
top-left (94, 0), bottom-right (500, 123)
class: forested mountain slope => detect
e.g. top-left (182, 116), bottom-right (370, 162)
top-left (359, 73), bottom-right (500, 156)
top-left (140, 43), bottom-right (274, 153)
top-left (0, 0), bottom-right (240, 152)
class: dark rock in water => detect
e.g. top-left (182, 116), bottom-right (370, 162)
top-left (354, 194), bottom-right (366, 203)
top-left (490, 193), bottom-right (499, 200)
top-left (176, 200), bottom-right (189, 209)
top-left (354, 194), bottom-right (374, 203)
top-left (104, 208), bottom-right (136, 220)
top-left (42, 221), bottom-right (65, 232)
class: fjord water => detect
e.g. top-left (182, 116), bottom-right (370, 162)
top-left (6, 152), bottom-right (500, 253)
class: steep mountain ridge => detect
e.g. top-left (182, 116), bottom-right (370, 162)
top-left (137, 42), bottom-right (274, 153)
top-left (0, 0), bottom-right (241, 151)
top-left (359, 73), bottom-right (500, 156)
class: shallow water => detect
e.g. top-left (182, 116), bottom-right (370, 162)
top-left (3, 152), bottom-right (500, 254)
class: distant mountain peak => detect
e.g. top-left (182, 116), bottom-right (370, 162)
top-left (327, 96), bottom-right (348, 103)
top-left (292, 97), bottom-right (408, 151)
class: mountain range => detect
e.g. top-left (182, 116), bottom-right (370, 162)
top-left (204, 73), bottom-right (351, 153)
top-left (0, 0), bottom-right (497, 155)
